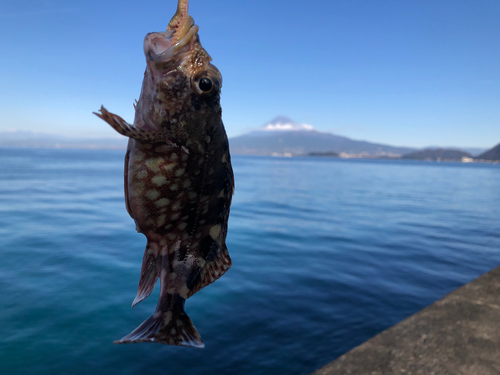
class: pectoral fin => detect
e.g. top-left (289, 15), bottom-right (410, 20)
top-left (94, 106), bottom-right (150, 141)
top-left (94, 106), bottom-right (175, 146)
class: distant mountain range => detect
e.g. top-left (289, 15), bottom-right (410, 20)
top-left (0, 118), bottom-right (495, 160)
top-left (475, 143), bottom-right (500, 161)
top-left (0, 131), bottom-right (127, 149)
top-left (402, 149), bottom-right (473, 161)
top-left (230, 117), bottom-right (417, 157)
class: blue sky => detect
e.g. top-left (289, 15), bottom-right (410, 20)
top-left (0, 0), bottom-right (498, 148)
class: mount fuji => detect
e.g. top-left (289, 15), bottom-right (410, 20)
top-left (229, 117), bottom-right (416, 157)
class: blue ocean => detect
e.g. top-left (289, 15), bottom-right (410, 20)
top-left (0, 148), bottom-right (499, 375)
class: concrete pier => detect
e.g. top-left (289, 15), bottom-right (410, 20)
top-left (312, 266), bottom-right (500, 375)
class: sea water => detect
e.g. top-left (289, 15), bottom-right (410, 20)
top-left (0, 148), bottom-right (499, 375)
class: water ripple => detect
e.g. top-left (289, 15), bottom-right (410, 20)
top-left (0, 151), bottom-right (499, 375)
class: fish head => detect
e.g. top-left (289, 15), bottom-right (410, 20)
top-left (135, 0), bottom-right (222, 140)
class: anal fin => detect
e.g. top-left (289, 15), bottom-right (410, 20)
top-left (132, 245), bottom-right (159, 307)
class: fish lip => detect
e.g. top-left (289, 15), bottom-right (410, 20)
top-left (170, 23), bottom-right (199, 55)
top-left (144, 0), bottom-right (197, 64)
top-left (144, 24), bottom-right (199, 64)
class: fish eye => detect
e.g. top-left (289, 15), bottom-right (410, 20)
top-left (192, 71), bottom-right (220, 99)
top-left (198, 77), bottom-right (213, 92)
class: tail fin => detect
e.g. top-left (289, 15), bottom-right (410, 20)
top-left (132, 247), bottom-right (159, 308)
top-left (114, 308), bottom-right (204, 348)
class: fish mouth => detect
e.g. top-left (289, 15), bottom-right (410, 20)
top-left (143, 0), bottom-right (198, 64)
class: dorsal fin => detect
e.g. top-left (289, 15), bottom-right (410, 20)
top-left (187, 242), bottom-right (232, 298)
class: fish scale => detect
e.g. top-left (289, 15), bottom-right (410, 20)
top-left (94, 0), bottom-right (233, 348)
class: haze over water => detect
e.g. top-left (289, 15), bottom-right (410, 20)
top-left (0, 148), bottom-right (499, 375)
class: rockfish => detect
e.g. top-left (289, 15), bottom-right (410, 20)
top-left (94, 0), bottom-right (233, 348)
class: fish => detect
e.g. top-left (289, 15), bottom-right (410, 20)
top-left (94, 0), bottom-right (234, 348)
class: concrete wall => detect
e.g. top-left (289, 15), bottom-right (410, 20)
top-left (312, 266), bottom-right (500, 375)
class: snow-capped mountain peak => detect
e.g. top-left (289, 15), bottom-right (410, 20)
top-left (258, 116), bottom-right (314, 132)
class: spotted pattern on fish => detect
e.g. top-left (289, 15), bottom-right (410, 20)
top-left (94, 0), bottom-right (233, 348)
